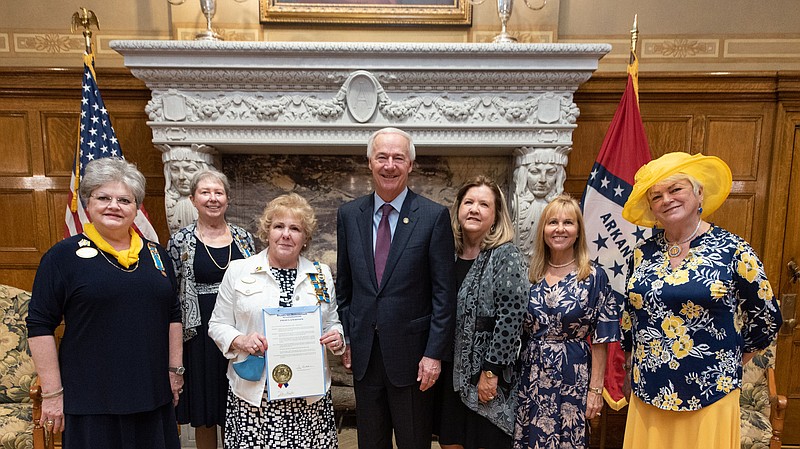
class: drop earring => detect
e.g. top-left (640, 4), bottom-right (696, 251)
top-left (698, 206), bottom-right (703, 215)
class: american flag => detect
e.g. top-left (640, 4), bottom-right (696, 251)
top-left (64, 52), bottom-right (159, 242)
top-left (580, 51), bottom-right (651, 410)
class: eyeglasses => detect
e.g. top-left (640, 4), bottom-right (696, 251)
top-left (90, 194), bottom-right (136, 207)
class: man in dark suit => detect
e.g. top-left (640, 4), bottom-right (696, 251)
top-left (337, 127), bottom-right (456, 449)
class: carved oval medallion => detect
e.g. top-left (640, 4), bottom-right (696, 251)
top-left (346, 72), bottom-right (379, 123)
top-left (537, 95), bottom-right (560, 124)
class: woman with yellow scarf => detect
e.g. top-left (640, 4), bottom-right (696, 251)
top-left (27, 157), bottom-right (182, 449)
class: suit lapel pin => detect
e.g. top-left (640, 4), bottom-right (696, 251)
top-left (403, 217), bottom-right (409, 224)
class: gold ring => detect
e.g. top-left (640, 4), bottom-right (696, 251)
top-left (46, 420), bottom-right (54, 425)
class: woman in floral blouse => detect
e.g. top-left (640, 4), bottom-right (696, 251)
top-left (620, 152), bottom-right (782, 449)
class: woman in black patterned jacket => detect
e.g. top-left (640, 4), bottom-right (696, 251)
top-left (436, 175), bottom-right (529, 449)
top-left (167, 169), bottom-right (255, 449)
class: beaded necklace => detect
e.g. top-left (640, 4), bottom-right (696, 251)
top-left (664, 220), bottom-right (701, 258)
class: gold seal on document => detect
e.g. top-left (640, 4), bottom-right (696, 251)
top-left (272, 364), bottom-right (293, 384)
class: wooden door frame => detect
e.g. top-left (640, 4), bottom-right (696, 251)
top-left (769, 77), bottom-right (800, 446)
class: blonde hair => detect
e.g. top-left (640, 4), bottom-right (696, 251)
top-left (256, 193), bottom-right (317, 252)
top-left (528, 194), bottom-right (591, 283)
top-left (647, 173), bottom-right (703, 201)
top-left (450, 176), bottom-right (515, 255)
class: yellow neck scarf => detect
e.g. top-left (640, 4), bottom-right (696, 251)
top-left (83, 223), bottom-right (142, 268)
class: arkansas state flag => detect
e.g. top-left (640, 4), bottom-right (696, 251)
top-left (580, 53), bottom-right (651, 411)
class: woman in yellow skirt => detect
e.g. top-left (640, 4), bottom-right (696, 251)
top-left (619, 152), bottom-right (782, 449)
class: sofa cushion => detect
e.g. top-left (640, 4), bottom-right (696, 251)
top-left (0, 402), bottom-right (33, 449)
top-left (0, 285), bottom-right (35, 405)
top-left (740, 344), bottom-right (775, 449)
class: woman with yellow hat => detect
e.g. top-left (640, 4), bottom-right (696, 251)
top-left (619, 152), bottom-right (781, 449)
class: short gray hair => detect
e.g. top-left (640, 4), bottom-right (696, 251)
top-left (80, 158), bottom-right (146, 206)
top-left (190, 169), bottom-right (231, 198)
top-left (366, 127), bottom-right (416, 161)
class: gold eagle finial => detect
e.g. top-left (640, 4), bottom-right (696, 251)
top-left (71, 7), bottom-right (99, 33)
top-left (71, 7), bottom-right (99, 54)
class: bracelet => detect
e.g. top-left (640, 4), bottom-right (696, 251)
top-left (588, 386), bottom-right (603, 395)
top-left (41, 387), bottom-right (64, 399)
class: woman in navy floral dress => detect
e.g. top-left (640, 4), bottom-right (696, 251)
top-left (514, 195), bottom-right (619, 449)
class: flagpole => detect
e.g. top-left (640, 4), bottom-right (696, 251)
top-left (630, 14), bottom-right (638, 64)
top-left (628, 15), bottom-right (640, 101)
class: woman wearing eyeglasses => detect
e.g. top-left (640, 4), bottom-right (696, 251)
top-left (27, 157), bottom-right (182, 448)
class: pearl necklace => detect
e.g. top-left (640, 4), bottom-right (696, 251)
top-left (665, 220), bottom-right (702, 258)
top-left (548, 259), bottom-right (575, 269)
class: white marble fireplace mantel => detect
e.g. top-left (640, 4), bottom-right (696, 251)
top-left (111, 40), bottom-right (610, 155)
top-left (111, 40), bottom-right (610, 252)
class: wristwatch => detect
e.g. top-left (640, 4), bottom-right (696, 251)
top-left (483, 370), bottom-right (496, 379)
top-left (168, 366), bottom-right (186, 375)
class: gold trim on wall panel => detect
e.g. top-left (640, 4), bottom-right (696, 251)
top-left (13, 33), bottom-right (84, 54)
top-left (724, 39), bottom-right (800, 58)
top-left (559, 39), bottom-right (630, 60)
top-left (0, 34), bottom-right (9, 52)
top-left (642, 39), bottom-right (719, 59)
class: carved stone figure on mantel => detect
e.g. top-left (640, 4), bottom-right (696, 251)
top-left (158, 144), bottom-right (217, 234)
top-left (510, 146), bottom-right (569, 258)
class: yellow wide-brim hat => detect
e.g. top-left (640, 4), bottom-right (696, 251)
top-left (621, 152), bottom-right (732, 227)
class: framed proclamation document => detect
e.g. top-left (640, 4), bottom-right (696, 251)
top-left (263, 305), bottom-right (327, 400)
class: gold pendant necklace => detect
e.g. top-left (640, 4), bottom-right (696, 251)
top-left (197, 226), bottom-right (232, 270)
top-left (98, 248), bottom-right (139, 272)
top-left (665, 220), bottom-right (702, 258)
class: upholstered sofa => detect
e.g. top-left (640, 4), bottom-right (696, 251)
top-left (0, 284), bottom-right (35, 449)
top-left (740, 342), bottom-right (786, 449)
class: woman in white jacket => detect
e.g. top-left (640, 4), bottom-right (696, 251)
top-left (209, 193), bottom-right (345, 449)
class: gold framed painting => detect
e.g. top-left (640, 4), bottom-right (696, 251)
top-left (259, 0), bottom-right (472, 26)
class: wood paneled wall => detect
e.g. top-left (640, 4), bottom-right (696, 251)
top-left (0, 70), bottom-right (792, 290)
top-left (0, 68), bottom-right (168, 291)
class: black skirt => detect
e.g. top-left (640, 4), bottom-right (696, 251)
top-left (435, 361), bottom-right (512, 449)
top-left (175, 291), bottom-right (229, 426)
top-left (64, 402), bottom-right (180, 449)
